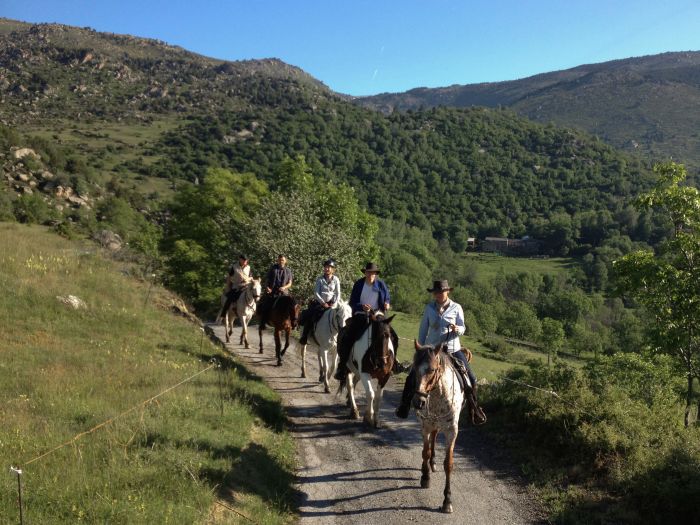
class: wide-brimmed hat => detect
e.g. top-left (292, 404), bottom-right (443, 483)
top-left (323, 259), bottom-right (336, 268)
top-left (361, 262), bottom-right (380, 274)
top-left (427, 280), bottom-right (453, 292)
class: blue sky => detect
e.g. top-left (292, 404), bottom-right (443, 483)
top-left (4, 1), bottom-right (700, 96)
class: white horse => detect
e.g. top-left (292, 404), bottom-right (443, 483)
top-left (411, 341), bottom-right (465, 514)
top-left (299, 300), bottom-right (351, 393)
top-left (223, 279), bottom-right (262, 347)
top-left (339, 314), bottom-right (396, 428)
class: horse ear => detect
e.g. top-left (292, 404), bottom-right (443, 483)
top-left (414, 339), bottom-right (421, 351)
top-left (383, 315), bottom-right (396, 324)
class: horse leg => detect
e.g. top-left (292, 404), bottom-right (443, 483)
top-left (258, 325), bottom-right (264, 354)
top-left (347, 371), bottom-right (360, 420)
top-left (441, 428), bottom-right (457, 514)
top-left (420, 429), bottom-right (433, 489)
top-left (321, 350), bottom-right (330, 393)
top-left (429, 429), bottom-right (438, 472)
top-left (372, 383), bottom-right (384, 428)
top-left (275, 329), bottom-right (282, 365)
top-left (359, 373), bottom-right (375, 426)
top-left (300, 344), bottom-right (307, 378)
top-left (317, 349), bottom-right (324, 383)
top-left (281, 327), bottom-right (290, 357)
top-left (224, 312), bottom-right (231, 343)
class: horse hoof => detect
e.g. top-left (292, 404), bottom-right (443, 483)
top-left (259, 348), bottom-right (263, 354)
top-left (244, 344), bottom-right (250, 349)
top-left (301, 371), bottom-right (306, 378)
top-left (420, 476), bottom-right (430, 489)
top-left (351, 410), bottom-right (360, 420)
top-left (318, 374), bottom-right (323, 383)
top-left (277, 359), bottom-right (282, 366)
top-left (430, 463), bottom-right (437, 473)
top-left (324, 385), bottom-right (330, 394)
top-left (441, 502), bottom-right (453, 514)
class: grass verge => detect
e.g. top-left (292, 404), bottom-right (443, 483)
top-left (0, 223), bottom-right (297, 524)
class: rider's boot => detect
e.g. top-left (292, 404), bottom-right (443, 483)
top-left (395, 369), bottom-right (415, 419)
top-left (469, 383), bottom-right (487, 425)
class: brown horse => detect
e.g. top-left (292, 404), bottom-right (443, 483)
top-left (258, 294), bottom-right (300, 366)
top-left (411, 341), bottom-right (465, 514)
top-left (337, 314), bottom-right (396, 428)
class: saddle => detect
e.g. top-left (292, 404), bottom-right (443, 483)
top-left (446, 348), bottom-right (487, 426)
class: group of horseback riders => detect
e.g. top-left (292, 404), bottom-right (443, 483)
top-left (218, 254), bottom-right (485, 423)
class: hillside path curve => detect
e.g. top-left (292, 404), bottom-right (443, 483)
top-left (209, 323), bottom-right (546, 524)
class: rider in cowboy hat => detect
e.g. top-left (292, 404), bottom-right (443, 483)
top-left (334, 262), bottom-right (392, 381)
top-left (299, 259), bottom-right (341, 345)
top-left (395, 280), bottom-right (484, 423)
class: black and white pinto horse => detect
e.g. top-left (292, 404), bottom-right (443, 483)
top-left (338, 314), bottom-right (396, 428)
top-left (223, 279), bottom-right (262, 347)
top-left (299, 300), bottom-right (351, 393)
top-left (411, 341), bottom-right (466, 514)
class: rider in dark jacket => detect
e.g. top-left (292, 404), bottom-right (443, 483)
top-left (334, 262), bottom-right (391, 380)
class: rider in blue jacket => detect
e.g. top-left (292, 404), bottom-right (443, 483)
top-left (334, 262), bottom-right (391, 380)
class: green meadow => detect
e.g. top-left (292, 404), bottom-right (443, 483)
top-left (0, 223), bottom-right (296, 524)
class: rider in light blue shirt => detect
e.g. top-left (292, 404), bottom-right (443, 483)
top-left (418, 298), bottom-right (466, 353)
top-left (396, 280), bottom-right (482, 422)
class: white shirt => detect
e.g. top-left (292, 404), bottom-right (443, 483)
top-left (359, 282), bottom-right (380, 310)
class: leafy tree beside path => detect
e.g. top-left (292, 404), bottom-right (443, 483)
top-left (615, 162), bottom-right (700, 426)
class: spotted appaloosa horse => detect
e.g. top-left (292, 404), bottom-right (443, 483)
top-left (223, 279), bottom-right (261, 348)
top-left (411, 340), bottom-right (465, 514)
top-left (338, 314), bottom-right (396, 428)
top-left (299, 300), bottom-right (351, 393)
top-left (258, 294), bottom-right (300, 366)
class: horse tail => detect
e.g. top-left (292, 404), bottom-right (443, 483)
top-left (336, 375), bottom-right (347, 396)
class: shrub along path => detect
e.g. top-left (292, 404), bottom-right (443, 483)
top-left (210, 323), bottom-right (546, 524)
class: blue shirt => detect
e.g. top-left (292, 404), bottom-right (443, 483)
top-left (418, 299), bottom-right (466, 353)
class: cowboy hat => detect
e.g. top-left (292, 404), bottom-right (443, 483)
top-left (361, 262), bottom-right (380, 274)
top-left (427, 280), bottom-right (453, 292)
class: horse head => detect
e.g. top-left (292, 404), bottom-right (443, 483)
top-left (333, 300), bottom-right (352, 332)
top-left (412, 340), bottom-right (444, 410)
top-left (250, 279), bottom-right (262, 301)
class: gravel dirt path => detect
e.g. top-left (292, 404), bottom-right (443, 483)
top-left (209, 324), bottom-right (547, 524)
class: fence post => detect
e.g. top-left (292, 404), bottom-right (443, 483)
top-left (10, 466), bottom-right (23, 525)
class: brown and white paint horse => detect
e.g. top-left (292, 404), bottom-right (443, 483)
top-left (338, 314), bottom-right (396, 428)
top-left (411, 340), bottom-right (465, 514)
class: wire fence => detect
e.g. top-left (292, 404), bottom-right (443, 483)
top-left (7, 354), bottom-right (261, 525)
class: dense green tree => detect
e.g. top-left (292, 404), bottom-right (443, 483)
top-left (539, 317), bottom-right (565, 367)
top-left (161, 167), bottom-right (268, 308)
top-left (615, 162), bottom-right (700, 426)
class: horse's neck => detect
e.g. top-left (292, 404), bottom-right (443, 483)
top-left (238, 287), bottom-right (255, 310)
top-left (352, 323), bottom-right (393, 360)
top-left (436, 356), bottom-right (459, 397)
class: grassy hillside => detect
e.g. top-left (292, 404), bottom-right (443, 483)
top-left (0, 223), bottom-right (296, 524)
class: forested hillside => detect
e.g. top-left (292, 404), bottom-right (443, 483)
top-left (1, 18), bottom-right (660, 253)
top-left (357, 52), bottom-right (700, 171)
